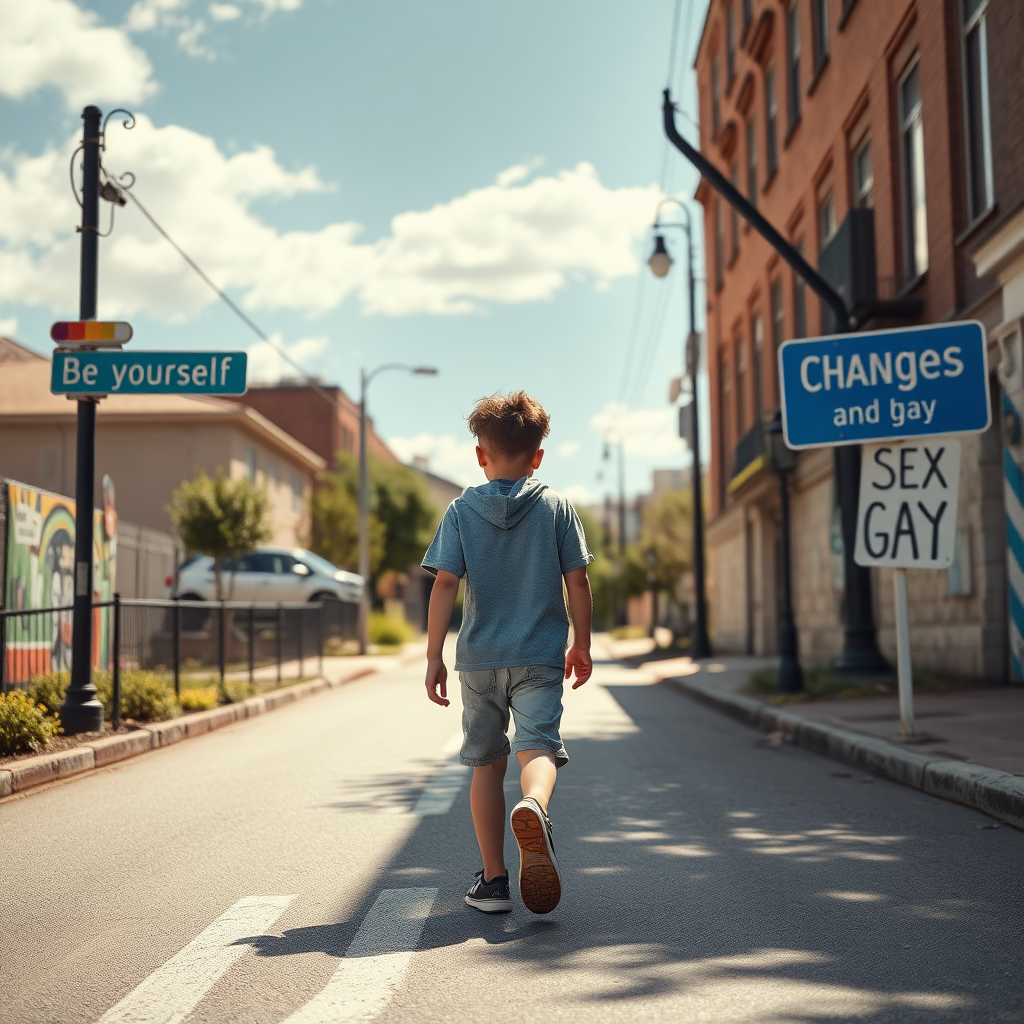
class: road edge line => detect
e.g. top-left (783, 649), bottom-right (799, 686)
top-left (666, 673), bottom-right (1024, 831)
top-left (1, 664), bottom-right (381, 801)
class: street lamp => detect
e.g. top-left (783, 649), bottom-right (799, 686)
top-left (648, 198), bottom-right (711, 659)
top-left (358, 363), bottom-right (438, 653)
top-left (763, 411), bottom-right (804, 693)
top-left (602, 435), bottom-right (627, 628)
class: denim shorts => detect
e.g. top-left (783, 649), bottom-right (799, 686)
top-left (458, 665), bottom-right (568, 768)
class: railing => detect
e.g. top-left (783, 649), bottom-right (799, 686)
top-left (0, 596), bottom-right (359, 702)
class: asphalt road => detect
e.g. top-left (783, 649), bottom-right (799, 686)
top-left (2, 645), bottom-right (1022, 1024)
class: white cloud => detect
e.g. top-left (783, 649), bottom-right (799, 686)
top-left (561, 484), bottom-right (595, 507)
top-left (590, 402), bottom-right (684, 460)
top-left (0, 0), bottom-right (156, 111)
top-left (556, 440), bottom-right (581, 458)
top-left (127, 0), bottom-right (302, 56)
top-left (0, 316), bottom-right (19, 337)
top-left (246, 333), bottom-right (327, 383)
top-left (209, 3), bottom-right (242, 21)
top-left (0, 119), bottom-right (660, 321)
top-left (387, 434), bottom-right (480, 489)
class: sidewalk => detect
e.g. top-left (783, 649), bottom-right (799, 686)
top-left (0, 641), bottom-right (428, 801)
top-left (597, 636), bottom-right (1024, 828)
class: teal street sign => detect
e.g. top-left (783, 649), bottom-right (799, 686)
top-left (51, 351), bottom-right (248, 396)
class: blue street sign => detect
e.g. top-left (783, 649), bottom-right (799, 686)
top-left (51, 351), bottom-right (248, 396)
top-left (778, 321), bottom-right (990, 449)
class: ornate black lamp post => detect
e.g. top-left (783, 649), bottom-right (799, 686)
top-left (764, 412), bottom-right (803, 693)
top-left (647, 198), bottom-right (711, 659)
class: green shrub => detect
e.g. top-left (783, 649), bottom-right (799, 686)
top-left (369, 612), bottom-right (414, 647)
top-left (95, 670), bottom-right (179, 722)
top-left (27, 671), bottom-right (70, 717)
top-left (609, 625), bottom-right (649, 641)
top-left (218, 677), bottom-right (254, 704)
top-left (0, 691), bottom-right (61, 756)
top-left (179, 686), bottom-right (219, 712)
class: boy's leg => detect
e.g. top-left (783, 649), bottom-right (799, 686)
top-left (470, 758), bottom-right (508, 881)
top-left (516, 749), bottom-right (557, 811)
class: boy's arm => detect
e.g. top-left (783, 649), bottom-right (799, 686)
top-left (564, 566), bottom-right (593, 689)
top-left (424, 569), bottom-right (460, 707)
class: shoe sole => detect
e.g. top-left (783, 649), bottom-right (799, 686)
top-left (464, 895), bottom-right (513, 914)
top-left (511, 802), bottom-right (561, 914)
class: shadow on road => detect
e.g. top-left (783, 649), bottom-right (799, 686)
top-left (238, 673), bottom-right (1022, 1022)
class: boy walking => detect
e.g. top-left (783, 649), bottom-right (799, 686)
top-left (422, 391), bottom-right (594, 915)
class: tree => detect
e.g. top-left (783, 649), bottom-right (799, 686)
top-left (168, 470), bottom-right (272, 599)
top-left (640, 489), bottom-right (694, 625)
top-left (309, 473), bottom-right (385, 573)
top-left (309, 454), bottom-right (436, 581)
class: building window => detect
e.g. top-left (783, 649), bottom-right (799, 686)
top-left (715, 200), bottom-right (725, 290)
top-left (246, 447), bottom-right (257, 483)
top-left (743, 0), bottom-right (754, 34)
top-left (752, 314), bottom-right (764, 423)
top-left (899, 60), bottom-right (929, 279)
top-left (961, 0), bottom-right (994, 221)
top-left (730, 164), bottom-right (740, 261)
top-left (726, 3), bottom-right (737, 83)
top-left (793, 242), bottom-right (807, 338)
top-left (291, 472), bottom-right (302, 515)
top-left (39, 445), bottom-right (58, 484)
top-left (711, 53), bottom-right (721, 136)
top-left (819, 192), bottom-right (836, 248)
top-left (853, 136), bottom-right (874, 208)
top-left (786, 2), bottom-right (801, 129)
top-left (812, 0), bottom-right (829, 72)
top-left (736, 338), bottom-right (747, 433)
top-left (267, 458), bottom-right (277, 494)
top-left (746, 115), bottom-right (758, 206)
top-left (765, 62), bottom-right (779, 175)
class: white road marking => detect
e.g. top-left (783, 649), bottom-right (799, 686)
top-left (412, 756), bottom-right (469, 815)
top-left (96, 894), bottom-right (297, 1024)
top-left (280, 888), bottom-right (437, 1024)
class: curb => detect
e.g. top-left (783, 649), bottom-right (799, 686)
top-left (667, 672), bottom-right (1024, 831)
top-left (0, 665), bottom-right (379, 802)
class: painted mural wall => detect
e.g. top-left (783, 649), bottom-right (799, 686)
top-left (3, 480), bottom-right (116, 678)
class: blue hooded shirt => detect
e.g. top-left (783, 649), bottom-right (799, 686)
top-left (421, 477), bottom-right (593, 671)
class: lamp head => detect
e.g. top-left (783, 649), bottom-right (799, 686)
top-left (648, 234), bottom-right (673, 278)
top-left (412, 366), bottom-right (438, 375)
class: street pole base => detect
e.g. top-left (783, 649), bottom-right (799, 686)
top-left (834, 631), bottom-right (890, 676)
top-left (59, 698), bottom-right (105, 735)
top-left (776, 655), bottom-right (804, 694)
top-left (689, 629), bottom-right (711, 660)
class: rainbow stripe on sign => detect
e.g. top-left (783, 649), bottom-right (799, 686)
top-left (51, 321), bottom-right (133, 343)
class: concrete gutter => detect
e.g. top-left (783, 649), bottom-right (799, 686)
top-left (668, 671), bottom-right (1024, 831)
top-left (0, 666), bottom-right (381, 801)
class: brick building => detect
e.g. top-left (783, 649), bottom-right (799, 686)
top-left (692, 0), bottom-right (1022, 680)
top-left (239, 382), bottom-right (398, 471)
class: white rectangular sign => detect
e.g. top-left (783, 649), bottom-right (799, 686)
top-left (854, 439), bottom-right (961, 569)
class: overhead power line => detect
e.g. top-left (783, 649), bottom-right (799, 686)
top-left (120, 185), bottom-right (346, 412)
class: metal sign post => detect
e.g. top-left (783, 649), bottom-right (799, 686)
top-left (853, 439), bottom-right (962, 737)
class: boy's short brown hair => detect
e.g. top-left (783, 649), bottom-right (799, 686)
top-left (468, 391), bottom-right (550, 459)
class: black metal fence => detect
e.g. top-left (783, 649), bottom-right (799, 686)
top-left (0, 596), bottom-right (359, 696)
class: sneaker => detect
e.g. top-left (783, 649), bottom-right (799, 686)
top-left (464, 870), bottom-right (513, 913)
top-left (510, 797), bottom-right (561, 914)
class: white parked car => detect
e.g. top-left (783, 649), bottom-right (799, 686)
top-left (170, 547), bottom-right (363, 605)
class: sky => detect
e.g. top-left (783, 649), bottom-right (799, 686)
top-left (0, 0), bottom-right (711, 504)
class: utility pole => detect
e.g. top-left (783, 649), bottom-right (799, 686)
top-left (60, 106), bottom-right (105, 734)
top-left (358, 368), bottom-right (369, 655)
top-left (661, 89), bottom-right (886, 676)
top-left (649, 200), bottom-right (712, 658)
